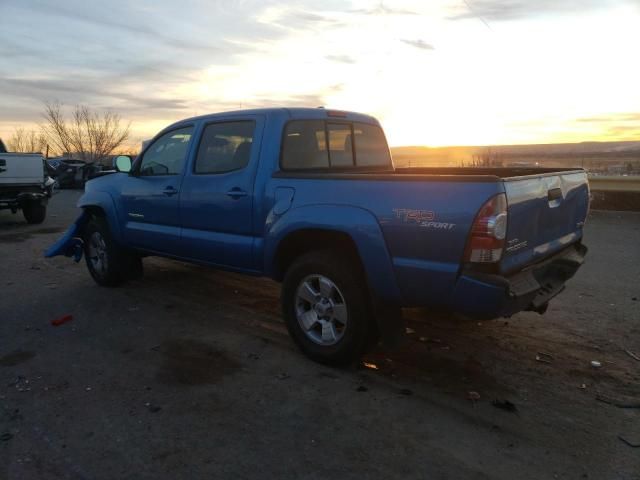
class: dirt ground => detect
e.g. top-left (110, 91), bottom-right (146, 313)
top-left (0, 190), bottom-right (639, 479)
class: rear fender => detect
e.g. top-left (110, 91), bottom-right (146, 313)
top-left (264, 205), bottom-right (401, 305)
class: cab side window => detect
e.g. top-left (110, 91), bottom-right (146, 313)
top-left (139, 127), bottom-right (193, 176)
top-left (195, 121), bottom-right (255, 174)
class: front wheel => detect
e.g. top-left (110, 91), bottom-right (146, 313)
top-left (281, 251), bottom-right (372, 366)
top-left (23, 202), bottom-right (46, 224)
top-left (83, 217), bottom-right (141, 287)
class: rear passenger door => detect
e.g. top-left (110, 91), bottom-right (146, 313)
top-left (179, 118), bottom-right (264, 270)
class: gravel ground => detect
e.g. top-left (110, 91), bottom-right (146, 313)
top-left (0, 190), bottom-right (639, 479)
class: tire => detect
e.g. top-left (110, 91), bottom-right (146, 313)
top-left (281, 250), bottom-right (373, 366)
top-left (23, 202), bottom-right (46, 224)
top-left (83, 216), bottom-right (141, 287)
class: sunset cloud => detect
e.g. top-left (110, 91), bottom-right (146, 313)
top-left (401, 39), bottom-right (435, 50)
top-left (1, 0), bottom-right (639, 147)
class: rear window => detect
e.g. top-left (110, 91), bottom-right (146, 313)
top-left (280, 120), bottom-right (390, 170)
top-left (281, 121), bottom-right (328, 170)
top-left (327, 123), bottom-right (354, 167)
top-left (353, 123), bottom-right (391, 167)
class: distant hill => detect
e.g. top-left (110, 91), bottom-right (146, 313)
top-left (390, 141), bottom-right (640, 169)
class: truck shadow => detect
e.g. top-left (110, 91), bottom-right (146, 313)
top-left (0, 226), bottom-right (64, 243)
top-left (124, 257), bottom-right (638, 405)
top-left (139, 258), bottom-right (513, 397)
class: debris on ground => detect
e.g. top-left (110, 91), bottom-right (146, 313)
top-left (0, 433), bottom-right (13, 442)
top-left (362, 362), bottom-right (379, 370)
top-left (8, 376), bottom-right (30, 392)
top-left (398, 388), bottom-right (413, 396)
top-left (624, 349), bottom-right (640, 362)
top-left (247, 353), bottom-right (259, 360)
top-left (578, 384), bottom-right (587, 389)
top-left (596, 394), bottom-right (640, 409)
top-left (618, 435), bottom-right (640, 448)
top-left (536, 351), bottom-right (554, 362)
top-left (419, 336), bottom-right (427, 342)
top-left (356, 386), bottom-right (368, 392)
top-left (405, 327), bottom-right (415, 334)
top-left (51, 314), bottom-right (73, 327)
top-left (276, 373), bottom-right (290, 380)
top-left (145, 402), bottom-right (162, 413)
top-left (468, 391), bottom-right (481, 403)
top-left (590, 360), bottom-right (602, 368)
top-left (492, 399), bottom-right (518, 413)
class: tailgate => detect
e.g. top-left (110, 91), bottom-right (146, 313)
top-left (0, 153), bottom-right (45, 185)
top-left (500, 170), bottom-right (589, 274)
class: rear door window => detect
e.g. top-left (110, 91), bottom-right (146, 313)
top-left (195, 121), bottom-right (255, 174)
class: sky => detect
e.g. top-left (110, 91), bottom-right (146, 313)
top-left (1, 0), bottom-right (639, 147)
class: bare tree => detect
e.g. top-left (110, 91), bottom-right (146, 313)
top-left (41, 102), bottom-right (131, 163)
top-left (470, 147), bottom-right (504, 167)
top-left (6, 127), bottom-right (47, 153)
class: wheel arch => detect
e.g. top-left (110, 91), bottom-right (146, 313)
top-left (77, 191), bottom-right (123, 242)
top-left (264, 204), bottom-right (401, 306)
top-left (272, 228), bottom-right (363, 282)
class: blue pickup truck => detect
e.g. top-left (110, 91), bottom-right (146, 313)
top-left (46, 108), bottom-right (589, 365)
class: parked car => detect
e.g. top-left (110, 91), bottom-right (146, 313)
top-left (46, 108), bottom-right (589, 365)
top-left (0, 144), bottom-right (54, 223)
top-left (46, 158), bottom-right (102, 189)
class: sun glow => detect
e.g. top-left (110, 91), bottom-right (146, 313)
top-left (175, 3), bottom-right (640, 147)
top-left (1, 1), bottom-right (639, 147)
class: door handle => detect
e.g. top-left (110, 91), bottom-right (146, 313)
top-left (226, 188), bottom-right (248, 199)
top-left (547, 187), bottom-right (562, 208)
top-left (163, 186), bottom-right (179, 196)
top-left (547, 188), bottom-right (562, 201)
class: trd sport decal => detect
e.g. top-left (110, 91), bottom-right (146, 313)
top-left (393, 209), bottom-right (456, 230)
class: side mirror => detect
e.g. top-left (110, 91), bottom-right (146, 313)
top-left (114, 155), bottom-right (132, 173)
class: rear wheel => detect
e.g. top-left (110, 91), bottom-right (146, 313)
top-left (281, 251), bottom-right (372, 366)
top-left (83, 216), bottom-right (141, 287)
top-left (23, 202), bottom-right (46, 224)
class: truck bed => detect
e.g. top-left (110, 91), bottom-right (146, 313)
top-left (275, 166), bottom-right (584, 182)
top-left (395, 166), bottom-right (584, 179)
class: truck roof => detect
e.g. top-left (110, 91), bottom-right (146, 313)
top-left (166, 107), bottom-right (380, 133)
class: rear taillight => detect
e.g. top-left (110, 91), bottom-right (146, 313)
top-left (464, 193), bottom-right (508, 263)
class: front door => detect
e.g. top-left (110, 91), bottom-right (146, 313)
top-left (179, 119), bottom-right (263, 270)
top-left (120, 126), bottom-right (194, 254)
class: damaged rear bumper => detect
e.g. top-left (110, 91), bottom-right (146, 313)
top-left (44, 211), bottom-right (89, 261)
top-left (451, 242), bottom-right (587, 319)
